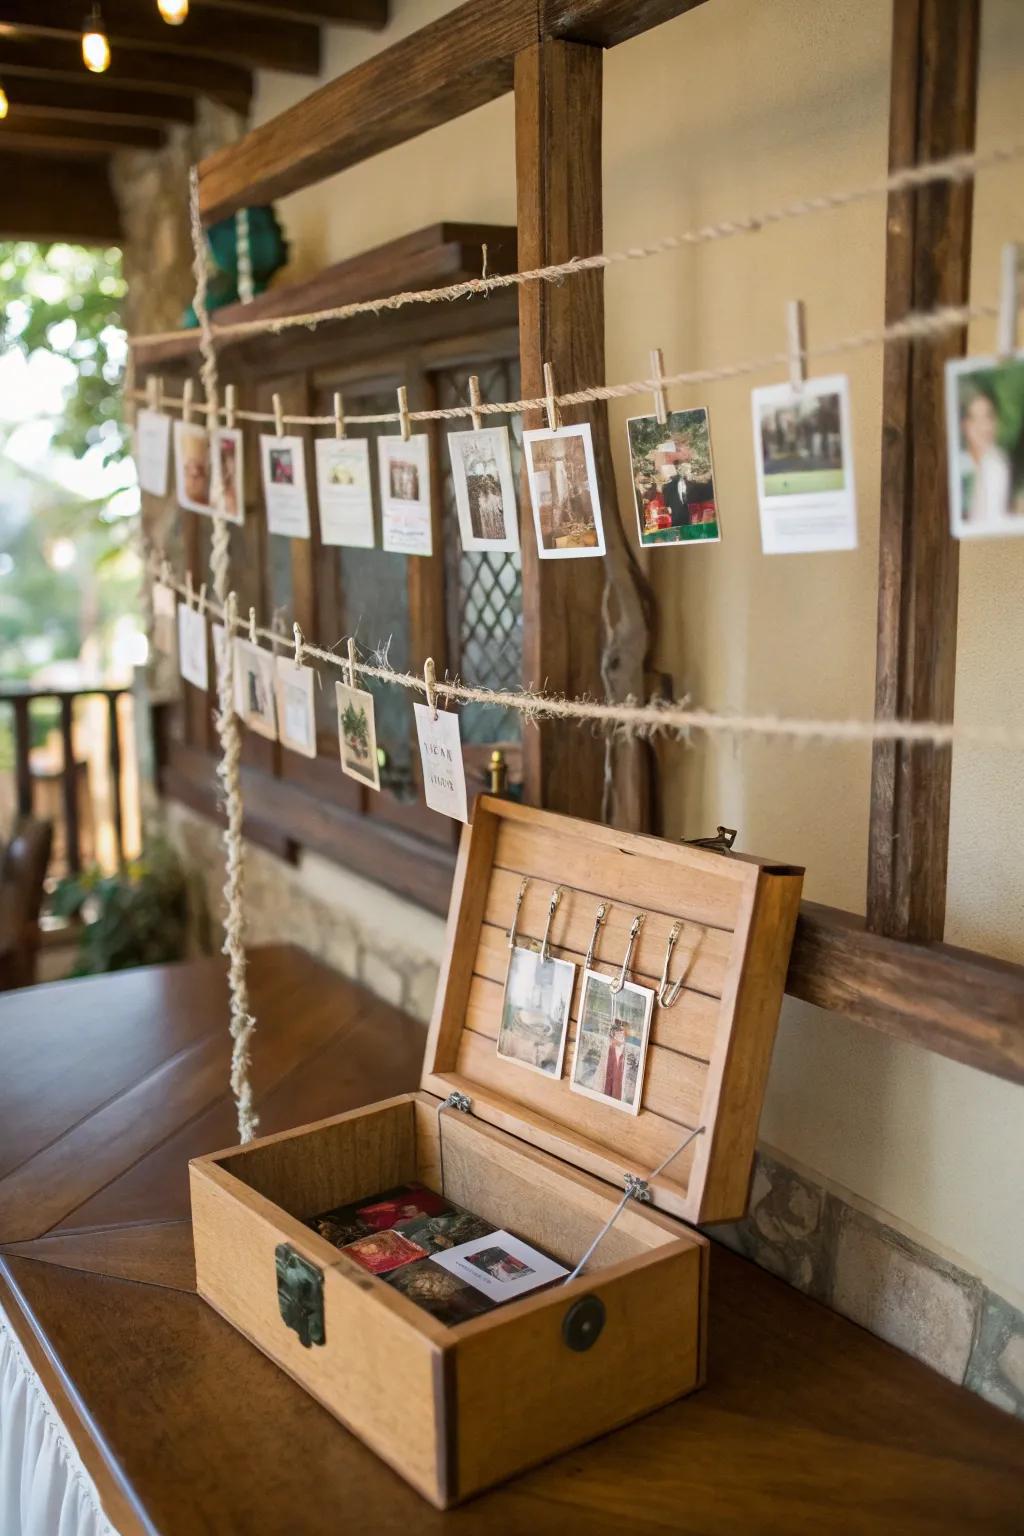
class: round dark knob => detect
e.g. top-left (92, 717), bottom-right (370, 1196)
top-left (562, 1294), bottom-right (605, 1352)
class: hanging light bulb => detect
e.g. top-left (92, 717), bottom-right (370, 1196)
top-left (157, 0), bottom-right (189, 23)
top-left (0, 83), bottom-right (8, 121)
top-left (82, 5), bottom-right (111, 73)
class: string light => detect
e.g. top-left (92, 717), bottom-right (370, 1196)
top-left (0, 84), bottom-right (8, 121)
top-left (82, 5), bottom-right (111, 73)
top-left (157, 0), bottom-right (189, 23)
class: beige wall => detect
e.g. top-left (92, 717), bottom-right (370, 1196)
top-left (250, 0), bottom-right (1024, 1306)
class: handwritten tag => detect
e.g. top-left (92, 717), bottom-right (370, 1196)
top-left (413, 703), bottom-right (468, 822)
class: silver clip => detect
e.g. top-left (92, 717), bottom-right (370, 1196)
top-left (507, 876), bottom-right (529, 950)
top-left (444, 1091), bottom-right (472, 1114)
top-left (610, 912), bottom-right (644, 994)
top-left (658, 921), bottom-right (685, 1009)
top-left (539, 885), bottom-right (563, 964)
top-left (623, 1172), bottom-right (652, 1204)
top-left (584, 902), bottom-right (608, 971)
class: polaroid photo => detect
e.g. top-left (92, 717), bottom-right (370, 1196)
top-left (385, 1259), bottom-right (497, 1326)
top-left (174, 420), bottom-right (212, 513)
top-left (413, 703), bottom-right (468, 822)
top-left (314, 437), bottom-right (375, 548)
top-left (569, 968), bottom-right (655, 1117)
top-left (378, 433), bottom-right (432, 556)
top-left (275, 656), bottom-right (316, 758)
top-left (751, 374), bottom-right (857, 554)
top-left (394, 1209), bottom-right (495, 1258)
top-left (496, 943), bottom-right (575, 1079)
top-left (626, 408), bottom-right (721, 548)
top-left (151, 581), bottom-right (177, 657)
top-left (135, 409), bottom-right (171, 497)
top-left (522, 422), bottom-right (605, 559)
top-left (945, 352), bottom-right (1024, 540)
top-left (336, 679), bottom-right (380, 791)
top-left (431, 1229), bottom-right (569, 1302)
top-left (176, 602), bottom-right (208, 691)
top-left (447, 425), bottom-right (520, 553)
top-left (233, 637), bottom-right (277, 739)
top-left (343, 1229), bottom-right (428, 1276)
top-left (211, 427), bottom-right (245, 525)
top-left (260, 434), bottom-right (311, 539)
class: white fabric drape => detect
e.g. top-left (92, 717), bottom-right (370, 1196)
top-left (0, 1308), bottom-right (118, 1536)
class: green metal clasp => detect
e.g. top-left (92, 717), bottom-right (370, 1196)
top-left (275, 1243), bottom-right (325, 1348)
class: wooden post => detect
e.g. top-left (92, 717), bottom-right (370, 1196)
top-left (59, 694), bottom-right (81, 875)
top-left (867, 0), bottom-right (980, 941)
top-left (12, 697), bottom-right (32, 817)
top-left (514, 38), bottom-right (651, 828)
top-left (108, 692), bottom-right (125, 866)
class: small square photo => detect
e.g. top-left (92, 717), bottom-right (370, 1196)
top-left (523, 423), bottom-right (605, 558)
top-left (569, 969), bottom-right (654, 1116)
top-left (174, 421), bottom-right (211, 513)
top-left (343, 1229), bottom-right (428, 1275)
top-left (752, 374), bottom-right (857, 553)
top-left (274, 656), bottom-right (316, 758)
top-left (496, 944), bottom-right (575, 1079)
top-left (448, 425), bottom-right (519, 552)
top-left (627, 409), bottom-right (720, 547)
top-left (234, 638), bottom-right (277, 740)
top-left (336, 680), bottom-right (380, 790)
top-left (945, 353), bottom-right (1024, 538)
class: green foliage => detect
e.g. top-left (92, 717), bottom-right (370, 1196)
top-left (51, 840), bottom-right (189, 976)
top-left (628, 409), bottom-right (711, 478)
top-left (342, 701), bottom-right (370, 755)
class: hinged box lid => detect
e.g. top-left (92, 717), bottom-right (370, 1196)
top-left (421, 798), bottom-right (804, 1226)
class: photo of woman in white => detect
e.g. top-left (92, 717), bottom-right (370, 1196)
top-left (946, 355), bottom-right (1024, 539)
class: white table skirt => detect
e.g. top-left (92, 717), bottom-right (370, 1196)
top-left (0, 1307), bottom-right (118, 1536)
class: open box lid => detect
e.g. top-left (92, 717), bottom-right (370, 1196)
top-left (421, 798), bottom-right (804, 1226)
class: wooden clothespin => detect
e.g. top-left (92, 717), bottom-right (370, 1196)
top-left (197, 582), bottom-right (208, 616)
top-left (468, 374), bottom-right (484, 432)
top-left (160, 556), bottom-right (172, 588)
top-left (424, 656), bottom-right (438, 720)
top-left (146, 375), bottom-right (162, 413)
top-left (185, 570), bottom-right (196, 608)
top-left (182, 378), bottom-right (195, 424)
top-left (786, 300), bottom-right (806, 393)
top-left (248, 606), bottom-right (258, 645)
top-left (347, 637), bottom-right (358, 689)
top-left (543, 362), bottom-right (561, 432)
top-left (224, 383), bottom-right (237, 431)
top-left (333, 391), bottom-right (346, 440)
top-left (650, 347), bottom-right (669, 426)
top-left (272, 392), bottom-right (285, 439)
top-left (397, 385), bottom-right (411, 442)
top-left (997, 242), bottom-right (1020, 360)
top-left (293, 622), bottom-right (304, 668)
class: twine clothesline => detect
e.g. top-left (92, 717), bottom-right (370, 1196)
top-left (127, 140), bottom-right (1024, 353)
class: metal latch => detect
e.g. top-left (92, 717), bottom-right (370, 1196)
top-left (684, 826), bottom-right (738, 854)
top-left (275, 1243), bottom-right (325, 1348)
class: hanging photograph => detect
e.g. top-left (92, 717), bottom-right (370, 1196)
top-left (151, 581), bottom-right (177, 656)
top-left (569, 969), bottom-right (655, 1117)
top-left (174, 420), bottom-right (211, 513)
top-left (378, 433), bottom-right (432, 556)
top-left (135, 408), bottom-right (171, 497)
top-left (176, 602), bottom-right (208, 691)
top-left (945, 352), bottom-right (1024, 539)
top-left (626, 408), bottom-right (721, 547)
top-left (275, 656), bottom-right (317, 758)
top-left (431, 1229), bottom-right (569, 1302)
top-left (314, 437), bottom-right (375, 548)
top-left (212, 428), bottom-right (245, 524)
top-left (522, 423), bottom-right (605, 558)
top-left (260, 434), bottom-right (311, 538)
top-left (496, 943), bottom-right (575, 1079)
top-left (335, 679), bottom-right (380, 791)
top-left (447, 425), bottom-right (520, 553)
top-left (751, 374), bottom-right (857, 554)
top-left (233, 638), bottom-right (278, 739)
top-left (413, 703), bottom-right (468, 821)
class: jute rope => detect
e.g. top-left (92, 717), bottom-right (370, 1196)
top-left (188, 168), bottom-right (259, 1145)
top-left (129, 140), bottom-right (1024, 352)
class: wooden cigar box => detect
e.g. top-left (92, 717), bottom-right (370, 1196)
top-left (190, 797), bottom-right (804, 1507)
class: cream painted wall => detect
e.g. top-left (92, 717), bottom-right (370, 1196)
top-left (250, 0), bottom-right (1023, 1303)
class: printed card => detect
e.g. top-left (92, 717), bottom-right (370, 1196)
top-left (177, 602), bottom-right (208, 690)
top-left (174, 421), bottom-right (244, 523)
top-left (569, 968), bottom-right (654, 1117)
top-left (626, 408), bottom-right (721, 548)
top-left (315, 437), bottom-right (375, 548)
top-left (945, 351), bottom-right (1024, 539)
top-left (343, 1229), bottom-right (428, 1276)
top-left (151, 581), bottom-right (177, 656)
top-left (275, 656), bottom-right (317, 758)
top-left (431, 1229), bottom-right (569, 1301)
top-left (522, 422), bottom-right (605, 558)
top-left (306, 1183), bottom-right (454, 1252)
top-left (260, 434), bottom-right (311, 539)
top-left (385, 1258), bottom-right (497, 1326)
top-left (211, 427), bottom-right (245, 524)
top-left (336, 680), bottom-right (380, 790)
top-left (233, 638), bottom-right (277, 739)
top-left (135, 409), bottom-right (171, 497)
top-left (448, 425), bottom-right (520, 552)
top-left (751, 374), bottom-right (857, 554)
top-left (413, 703), bottom-right (468, 822)
top-left (378, 433), bottom-right (432, 556)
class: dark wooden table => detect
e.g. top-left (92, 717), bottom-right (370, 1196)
top-left (1, 946), bottom-right (1020, 1534)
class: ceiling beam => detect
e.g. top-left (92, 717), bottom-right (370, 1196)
top-left (0, 151), bottom-right (121, 243)
top-left (192, 0), bottom-right (387, 25)
top-left (0, 114), bottom-right (165, 154)
top-left (0, 79), bottom-right (195, 126)
top-left (0, 1), bottom-right (320, 78)
top-left (0, 34), bottom-right (252, 115)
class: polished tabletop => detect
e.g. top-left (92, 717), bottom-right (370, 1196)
top-left (0, 946), bottom-right (1020, 1534)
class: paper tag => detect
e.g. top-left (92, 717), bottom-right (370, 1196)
top-left (260, 434), bottom-right (311, 538)
top-left (177, 602), bottom-right (208, 690)
top-left (336, 680), bottom-right (380, 790)
top-left (448, 425), bottom-right (520, 553)
top-left (315, 437), bottom-right (375, 548)
top-left (275, 656), bottom-right (317, 758)
top-left (414, 703), bottom-right (468, 821)
top-left (379, 433), bottom-right (432, 556)
top-left (751, 374), bottom-right (858, 554)
top-left (135, 409), bottom-right (171, 497)
top-left (431, 1230), bottom-right (569, 1300)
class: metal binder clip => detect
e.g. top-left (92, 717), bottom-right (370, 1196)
top-left (610, 912), bottom-right (644, 995)
top-left (507, 876), bottom-right (529, 950)
top-left (539, 885), bottom-right (563, 964)
top-left (684, 826), bottom-right (738, 854)
top-left (658, 921), bottom-right (685, 1009)
top-left (584, 902), bottom-right (608, 972)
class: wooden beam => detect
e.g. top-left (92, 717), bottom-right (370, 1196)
top-left (867, 0), bottom-right (981, 943)
top-left (192, 0), bottom-right (387, 26)
top-left (0, 115), bottom-right (164, 154)
top-left (787, 903), bottom-right (1024, 1086)
top-left (0, 34), bottom-right (252, 115)
top-left (0, 78), bottom-right (195, 126)
top-left (0, 152), bottom-right (121, 243)
top-left (0, 1), bottom-right (320, 79)
top-left (543, 0), bottom-right (709, 47)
